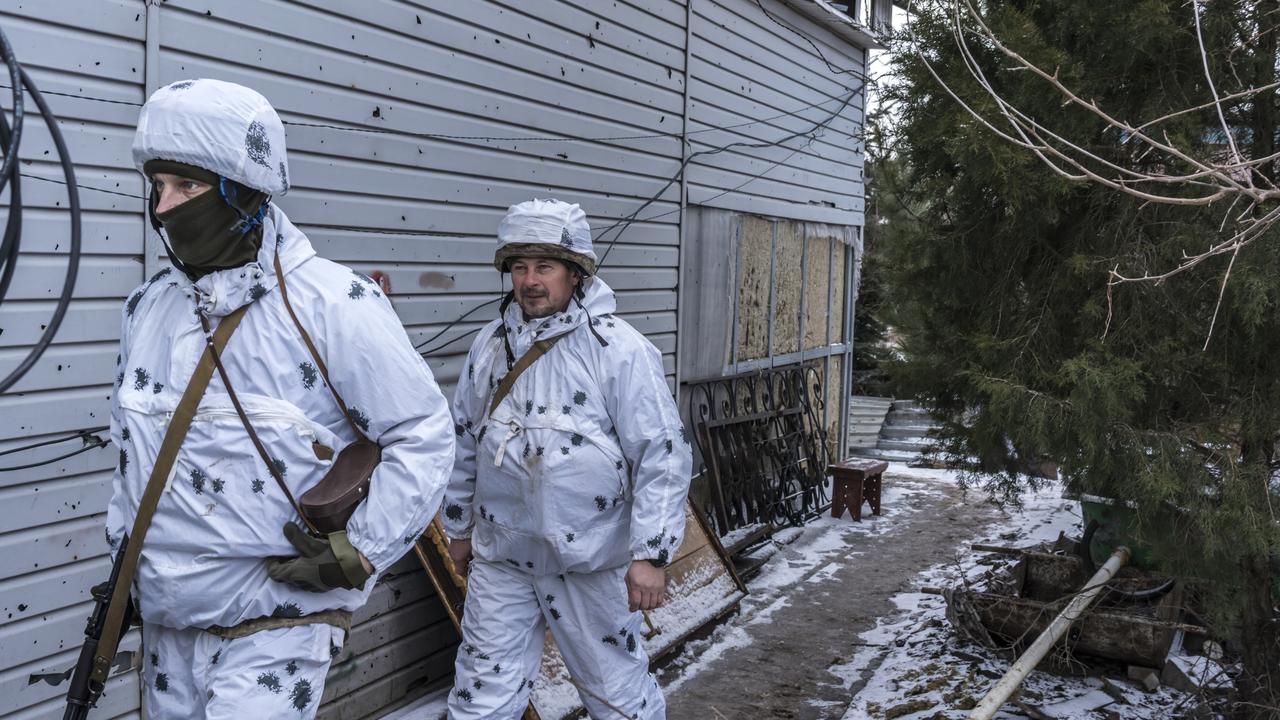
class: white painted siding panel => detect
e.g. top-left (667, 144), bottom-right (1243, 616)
top-left (688, 0), bottom-right (866, 224)
top-left (0, 2), bottom-right (146, 717)
top-left (0, 1), bottom-right (867, 717)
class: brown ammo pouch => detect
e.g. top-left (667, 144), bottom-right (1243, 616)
top-left (203, 253), bottom-right (380, 536)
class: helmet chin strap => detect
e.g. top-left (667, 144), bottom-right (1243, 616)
top-left (146, 187), bottom-right (198, 280)
top-left (573, 273), bottom-right (609, 348)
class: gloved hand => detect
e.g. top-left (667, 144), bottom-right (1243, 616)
top-left (266, 522), bottom-right (372, 592)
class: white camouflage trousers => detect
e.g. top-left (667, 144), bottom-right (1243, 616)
top-left (141, 621), bottom-right (343, 719)
top-left (447, 559), bottom-right (665, 720)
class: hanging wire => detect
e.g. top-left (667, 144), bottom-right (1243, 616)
top-left (0, 19), bottom-right (863, 380)
top-left (0, 426), bottom-right (108, 457)
top-left (2, 83), bottom-right (854, 146)
top-left (414, 87), bottom-right (861, 358)
top-left (0, 25), bottom-right (82, 394)
top-left (0, 428), bottom-right (109, 472)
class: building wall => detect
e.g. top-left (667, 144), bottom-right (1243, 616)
top-left (687, 0), bottom-right (866, 226)
top-left (0, 1), bottom-right (870, 717)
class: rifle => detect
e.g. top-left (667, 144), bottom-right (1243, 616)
top-left (63, 534), bottom-right (135, 720)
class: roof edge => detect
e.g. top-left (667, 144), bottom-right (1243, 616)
top-left (777, 0), bottom-right (887, 51)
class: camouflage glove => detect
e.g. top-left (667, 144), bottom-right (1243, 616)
top-left (266, 522), bottom-right (371, 592)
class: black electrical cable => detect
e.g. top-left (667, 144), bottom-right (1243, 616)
top-left (413, 296), bottom-right (502, 350)
top-left (0, 23), bottom-right (24, 316)
top-left (0, 107), bottom-right (23, 305)
top-left (0, 53), bottom-right (82, 394)
top-left (0, 84), bottom-right (855, 147)
top-left (0, 27), bottom-right (23, 197)
top-left (754, 0), bottom-right (871, 83)
top-left (0, 63), bottom-right (858, 364)
top-left (0, 426), bottom-right (108, 458)
top-left (594, 88), bottom-right (860, 268)
top-left (0, 434), bottom-right (109, 472)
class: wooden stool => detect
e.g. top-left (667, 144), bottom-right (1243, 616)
top-left (827, 459), bottom-right (888, 521)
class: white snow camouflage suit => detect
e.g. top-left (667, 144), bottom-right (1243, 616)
top-left (107, 78), bottom-right (455, 718)
top-left (443, 275), bottom-right (693, 719)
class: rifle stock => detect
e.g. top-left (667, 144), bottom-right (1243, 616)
top-left (64, 534), bottom-right (134, 720)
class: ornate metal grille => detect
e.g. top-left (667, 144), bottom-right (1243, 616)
top-left (688, 362), bottom-right (832, 536)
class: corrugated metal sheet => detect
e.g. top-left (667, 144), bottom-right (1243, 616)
top-left (687, 0), bottom-right (866, 225)
top-left (0, 1), bottom-right (869, 717)
top-left (0, 1), bottom-right (147, 718)
top-left (152, 0), bottom-right (686, 396)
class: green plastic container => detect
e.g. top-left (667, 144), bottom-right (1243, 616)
top-left (1079, 493), bottom-right (1280, 597)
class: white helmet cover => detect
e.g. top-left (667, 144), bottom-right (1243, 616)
top-left (495, 198), bottom-right (598, 274)
top-left (132, 78), bottom-right (290, 195)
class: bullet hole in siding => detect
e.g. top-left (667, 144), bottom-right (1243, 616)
top-left (660, 116), bottom-right (665, 123)
top-left (596, 21), bottom-right (600, 29)
top-left (667, 67), bottom-right (673, 78)
top-left (588, 34), bottom-right (595, 49)
top-left (372, 106), bottom-right (382, 118)
top-left (416, 14), bottom-right (421, 24)
top-left (418, 148), bottom-right (423, 154)
top-left (135, 13), bottom-right (140, 21)
top-left (94, 61), bottom-right (100, 66)
top-left (205, 10), bottom-right (212, 15)
top-left (18, 603), bottom-right (27, 611)
top-left (494, 38), bottom-right (500, 45)
top-left (560, 67), bottom-right (565, 77)
top-left (556, 153), bottom-right (567, 160)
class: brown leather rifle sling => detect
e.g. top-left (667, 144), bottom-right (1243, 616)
top-left (489, 333), bottom-right (566, 414)
top-left (89, 302), bottom-right (250, 687)
top-left (198, 309), bottom-right (319, 535)
top-left (272, 252), bottom-right (365, 439)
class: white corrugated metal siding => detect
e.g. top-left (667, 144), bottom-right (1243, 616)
top-left (0, 1), bottom-right (147, 718)
top-left (688, 0), bottom-right (866, 225)
top-left (0, 1), bottom-right (871, 717)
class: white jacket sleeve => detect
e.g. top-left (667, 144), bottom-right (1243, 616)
top-left (104, 288), bottom-right (138, 554)
top-left (327, 291), bottom-right (456, 573)
top-left (440, 331), bottom-right (493, 540)
top-left (604, 335), bottom-right (692, 566)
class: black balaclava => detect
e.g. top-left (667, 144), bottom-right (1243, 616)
top-left (144, 159), bottom-right (269, 280)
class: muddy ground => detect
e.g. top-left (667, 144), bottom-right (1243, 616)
top-left (658, 468), bottom-right (1009, 719)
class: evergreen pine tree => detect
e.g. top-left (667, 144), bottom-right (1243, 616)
top-left (885, 1), bottom-right (1280, 712)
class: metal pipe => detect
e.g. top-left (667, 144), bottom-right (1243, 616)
top-left (673, 0), bottom-right (694, 396)
top-left (797, 223), bottom-right (809, 363)
top-left (766, 219), bottom-right (777, 367)
top-left (969, 545), bottom-right (1132, 720)
top-left (142, 0), bottom-right (162, 279)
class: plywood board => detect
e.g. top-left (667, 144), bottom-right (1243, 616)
top-left (825, 355), bottom-right (844, 460)
top-left (736, 215), bottom-right (774, 362)
top-left (415, 503), bottom-right (746, 720)
top-left (831, 243), bottom-right (848, 345)
top-left (773, 220), bottom-right (804, 355)
top-left (804, 234), bottom-right (832, 350)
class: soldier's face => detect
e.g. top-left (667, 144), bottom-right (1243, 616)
top-left (151, 172), bottom-right (213, 213)
top-left (510, 257), bottom-right (579, 319)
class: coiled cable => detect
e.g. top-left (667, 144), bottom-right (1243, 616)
top-left (0, 24), bottom-right (82, 394)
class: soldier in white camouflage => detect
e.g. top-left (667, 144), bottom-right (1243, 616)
top-left (443, 199), bottom-right (692, 719)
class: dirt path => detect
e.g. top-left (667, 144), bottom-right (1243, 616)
top-left (658, 467), bottom-right (1006, 719)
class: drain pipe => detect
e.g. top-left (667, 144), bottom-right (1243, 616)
top-left (968, 545), bottom-right (1132, 720)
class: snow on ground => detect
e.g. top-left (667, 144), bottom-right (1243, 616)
top-left (657, 464), bottom-right (953, 694)
top-left (834, 471), bottom-right (1195, 720)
